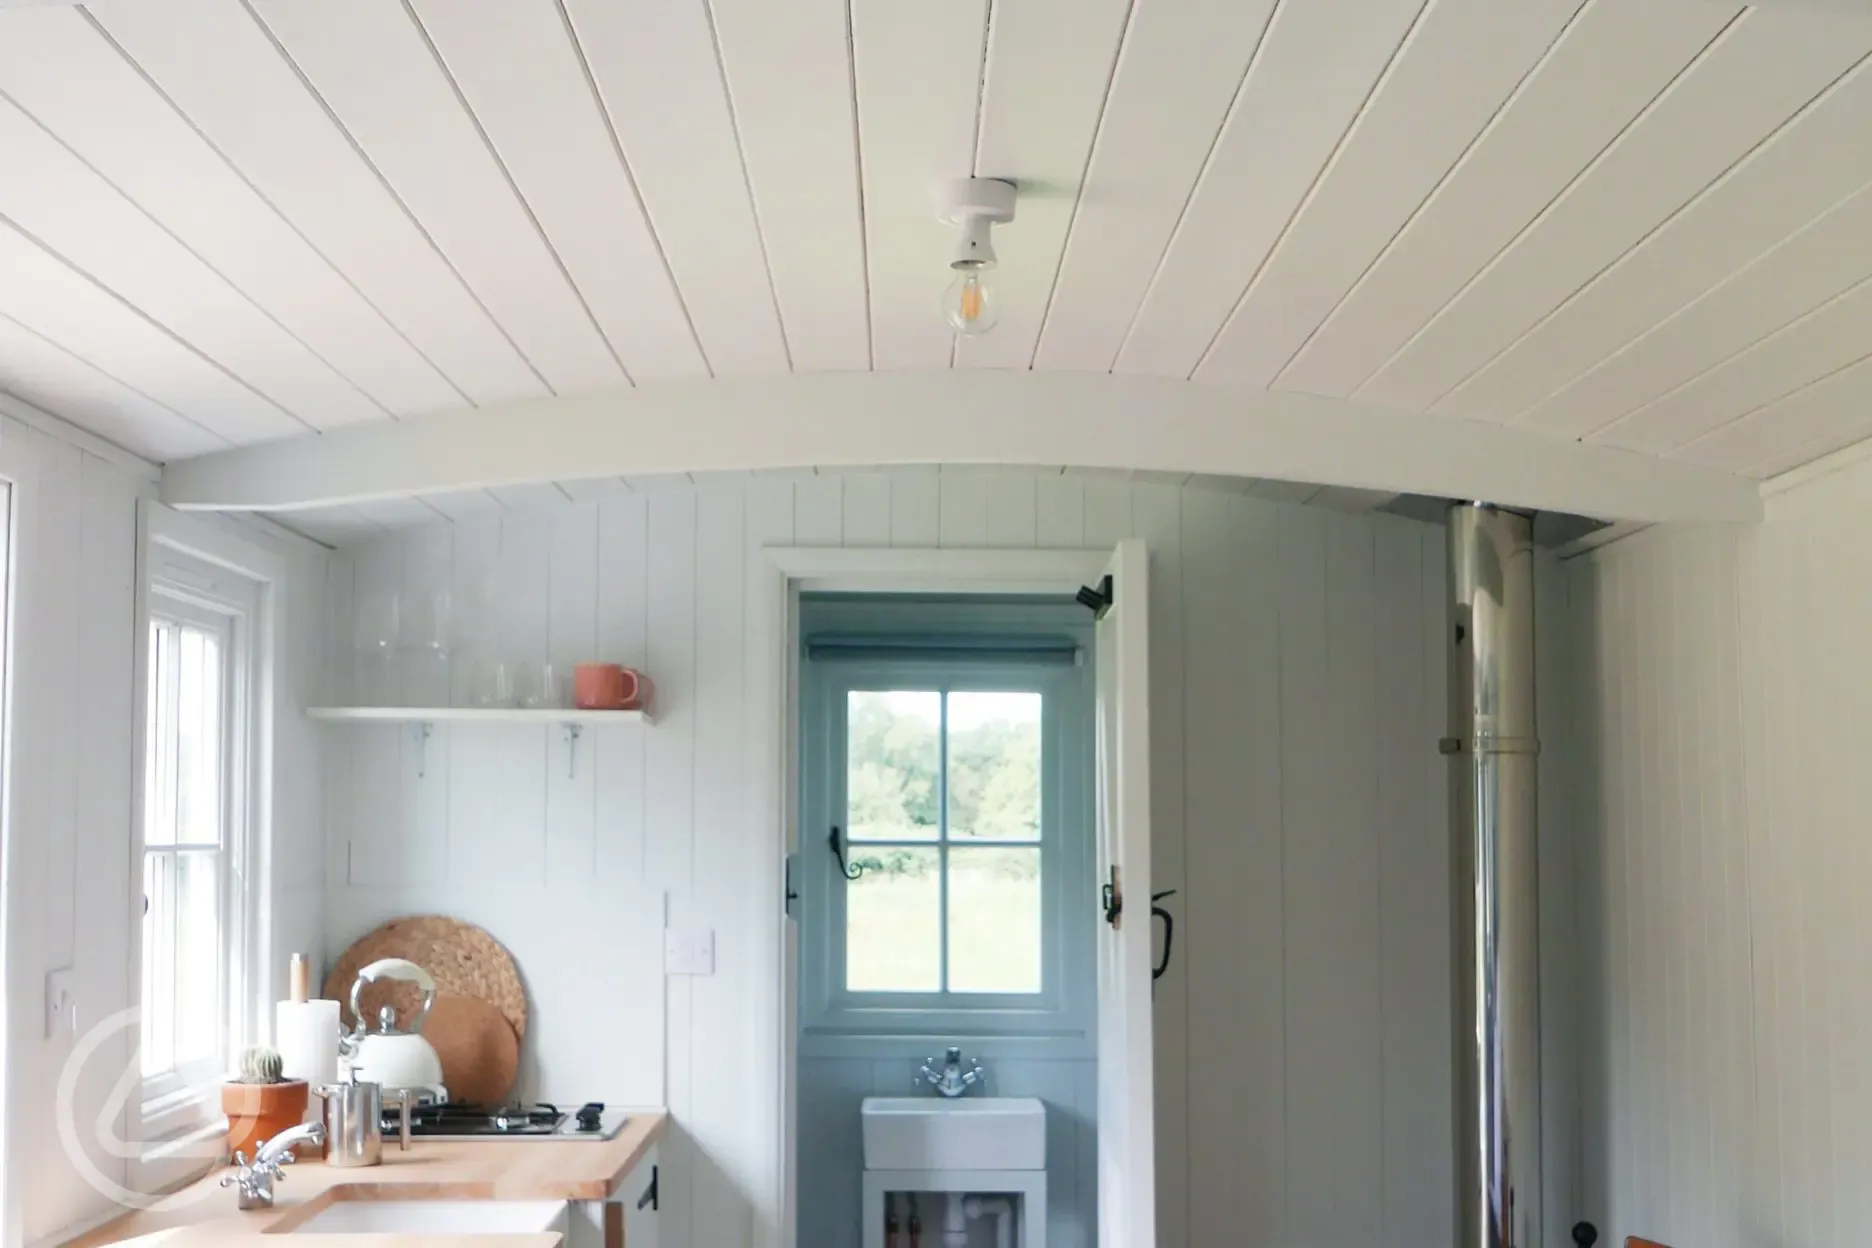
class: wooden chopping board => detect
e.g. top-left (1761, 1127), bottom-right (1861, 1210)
top-left (324, 915), bottom-right (527, 1040)
top-left (423, 994), bottom-right (520, 1107)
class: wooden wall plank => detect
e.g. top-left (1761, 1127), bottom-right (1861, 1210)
top-left (0, 313), bottom-right (224, 462)
top-left (708, 0), bottom-right (870, 372)
top-left (1116, 0), bottom-right (1422, 380)
top-left (888, 469), bottom-right (938, 546)
top-left (411, 0), bottom-right (708, 382)
top-left (937, 468), bottom-right (989, 548)
top-left (955, 0), bottom-right (1132, 370)
top-left (90, 0), bottom-right (546, 407)
top-left (0, 95), bottom-right (381, 430)
top-left (1033, 1), bottom-right (1277, 373)
top-left (1197, 0), bottom-right (1585, 389)
top-left (840, 473), bottom-right (890, 547)
top-left (688, 485), bottom-right (752, 1245)
top-left (253, 0), bottom-right (625, 395)
top-left (594, 493), bottom-right (649, 887)
top-left (559, 0), bottom-right (789, 375)
top-left (0, 224), bottom-right (303, 445)
top-left (1431, 20), bottom-right (1872, 423)
top-left (1280, 0), bottom-right (1728, 399)
top-left (1541, 181), bottom-right (1872, 446)
top-left (0, 8), bottom-right (460, 417)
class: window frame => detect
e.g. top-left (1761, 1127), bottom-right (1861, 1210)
top-left (798, 646), bottom-right (1095, 1055)
top-left (133, 531), bottom-right (266, 1151)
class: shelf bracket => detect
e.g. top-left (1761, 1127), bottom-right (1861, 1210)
top-left (562, 723), bottom-right (583, 779)
top-left (412, 722), bottom-right (433, 779)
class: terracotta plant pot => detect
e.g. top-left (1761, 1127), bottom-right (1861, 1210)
top-left (221, 1079), bottom-right (309, 1163)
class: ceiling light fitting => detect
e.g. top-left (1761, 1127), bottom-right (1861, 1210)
top-left (936, 177), bottom-right (1017, 337)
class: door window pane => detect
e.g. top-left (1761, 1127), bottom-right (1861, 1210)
top-left (946, 692), bottom-right (1041, 841)
top-left (947, 847), bottom-right (1042, 993)
top-left (846, 691), bottom-right (940, 841)
top-left (840, 687), bottom-right (1046, 996)
top-left (846, 847), bottom-right (941, 992)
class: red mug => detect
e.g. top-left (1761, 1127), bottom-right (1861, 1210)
top-left (574, 664), bottom-right (652, 711)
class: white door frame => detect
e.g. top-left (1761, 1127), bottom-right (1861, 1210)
top-left (753, 545), bottom-right (1118, 1248)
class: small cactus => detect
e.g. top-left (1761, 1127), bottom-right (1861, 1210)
top-left (237, 1045), bottom-right (285, 1084)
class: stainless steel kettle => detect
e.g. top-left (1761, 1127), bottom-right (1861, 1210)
top-left (339, 958), bottom-right (448, 1102)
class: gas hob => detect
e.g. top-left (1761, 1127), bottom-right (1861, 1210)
top-left (388, 1100), bottom-right (630, 1141)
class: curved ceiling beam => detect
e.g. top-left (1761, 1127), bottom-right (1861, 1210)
top-left (160, 371), bottom-right (1762, 523)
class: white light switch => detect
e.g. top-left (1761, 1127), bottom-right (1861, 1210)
top-left (664, 928), bottom-right (715, 977)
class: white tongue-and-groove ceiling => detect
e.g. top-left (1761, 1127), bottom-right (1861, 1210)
top-left (4, 0), bottom-right (1872, 504)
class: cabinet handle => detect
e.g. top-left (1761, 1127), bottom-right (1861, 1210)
top-left (637, 1165), bottom-right (658, 1213)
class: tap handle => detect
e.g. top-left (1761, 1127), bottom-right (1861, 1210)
top-left (945, 1046), bottom-right (961, 1062)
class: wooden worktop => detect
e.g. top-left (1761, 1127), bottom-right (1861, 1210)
top-left (66, 1111), bottom-right (666, 1247)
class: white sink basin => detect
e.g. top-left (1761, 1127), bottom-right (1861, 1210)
top-left (861, 1097), bottom-right (1045, 1172)
top-left (285, 1199), bottom-right (568, 1234)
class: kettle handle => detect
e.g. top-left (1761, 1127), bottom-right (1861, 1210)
top-left (350, 958), bottom-right (437, 1032)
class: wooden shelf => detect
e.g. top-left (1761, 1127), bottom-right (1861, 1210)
top-left (306, 706), bottom-right (652, 725)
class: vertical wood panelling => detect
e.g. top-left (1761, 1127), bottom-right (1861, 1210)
top-left (3, 419), bottom-right (328, 1246)
top-left (321, 469), bottom-right (1485, 1248)
top-left (1375, 518), bottom-right (1441, 1247)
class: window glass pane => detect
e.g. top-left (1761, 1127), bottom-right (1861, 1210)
top-left (145, 622), bottom-right (178, 847)
top-left (845, 846), bottom-right (941, 992)
top-left (173, 852), bottom-right (221, 1067)
top-left (946, 691), bottom-right (1042, 842)
top-left (946, 847), bottom-right (1042, 993)
top-left (177, 627), bottom-right (222, 847)
top-left (846, 691), bottom-right (940, 842)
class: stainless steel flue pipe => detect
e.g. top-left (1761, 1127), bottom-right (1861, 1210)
top-left (1444, 504), bottom-right (1542, 1248)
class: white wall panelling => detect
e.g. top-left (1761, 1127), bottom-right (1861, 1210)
top-left (319, 466), bottom-right (1582, 1248)
top-left (0, 399), bottom-right (327, 1246)
top-left (1561, 448), bottom-right (1872, 1246)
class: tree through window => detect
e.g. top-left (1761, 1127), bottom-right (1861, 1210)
top-left (843, 689), bottom-right (1043, 994)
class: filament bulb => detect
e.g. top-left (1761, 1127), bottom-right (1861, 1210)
top-left (942, 271), bottom-right (999, 336)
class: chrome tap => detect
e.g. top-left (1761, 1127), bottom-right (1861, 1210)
top-left (918, 1047), bottom-right (985, 1098)
top-left (221, 1121), bottom-right (325, 1210)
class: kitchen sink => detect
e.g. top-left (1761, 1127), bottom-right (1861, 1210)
top-left (860, 1096), bottom-right (1045, 1171)
top-left (281, 1199), bottom-right (568, 1234)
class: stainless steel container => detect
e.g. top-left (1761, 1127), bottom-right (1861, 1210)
top-left (318, 1073), bottom-right (383, 1168)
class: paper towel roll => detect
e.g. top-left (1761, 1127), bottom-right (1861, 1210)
top-left (276, 999), bottom-right (340, 1087)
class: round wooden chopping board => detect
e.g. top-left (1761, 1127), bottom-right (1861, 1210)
top-left (422, 995), bottom-right (520, 1108)
top-left (324, 916), bottom-right (527, 1040)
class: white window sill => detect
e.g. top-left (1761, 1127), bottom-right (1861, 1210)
top-left (128, 1121), bottom-right (225, 1198)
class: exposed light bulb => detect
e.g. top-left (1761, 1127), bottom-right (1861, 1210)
top-left (942, 271), bottom-right (999, 336)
